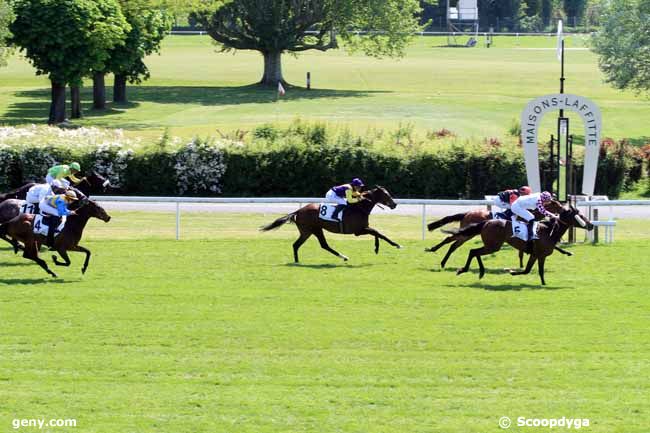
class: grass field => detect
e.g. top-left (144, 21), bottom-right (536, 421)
top-left (1, 35), bottom-right (649, 143)
top-left (1, 211), bottom-right (649, 432)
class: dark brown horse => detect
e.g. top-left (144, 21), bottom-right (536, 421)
top-left (0, 171), bottom-right (112, 252)
top-left (260, 186), bottom-right (401, 262)
top-left (449, 204), bottom-right (593, 285)
top-left (425, 202), bottom-right (573, 268)
top-left (0, 199), bottom-right (111, 277)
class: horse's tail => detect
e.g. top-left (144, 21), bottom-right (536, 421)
top-left (442, 220), bottom-right (486, 237)
top-left (259, 212), bottom-right (297, 232)
top-left (427, 212), bottom-right (467, 231)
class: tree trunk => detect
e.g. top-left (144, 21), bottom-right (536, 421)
top-left (70, 85), bottom-right (82, 119)
top-left (260, 51), bottom-right (285, 86)
top-left (93, 72), bottom-right (106, 110)
top-left (48, 81), bottom-right (66, 125)
top-left (113, 74), bottom-right (127, 103)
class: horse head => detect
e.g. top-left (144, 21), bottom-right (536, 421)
top-left (368, 185), bottom-right (397, 209)
top-left (76, 199), bottom-right (111, 223)
top-left (559, 204), bottom-right (594, 231)
top-left (86, 171), bottom-right (112, 193)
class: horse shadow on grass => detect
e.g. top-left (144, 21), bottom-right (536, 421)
top-left (2, 85), bottom-right (386, 126)
top-left (0, 277), bottom-right (73, 285)
top-left (283, 262), bottom-right (376, 269)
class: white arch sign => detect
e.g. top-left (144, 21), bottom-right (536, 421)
top-left (521, 93), bottom-right (602, 196)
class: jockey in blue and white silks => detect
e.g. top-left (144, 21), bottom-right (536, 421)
top-left (325, 178), bottom-right (365, 221)
top-left (493, 185), bottom-right (532, 219)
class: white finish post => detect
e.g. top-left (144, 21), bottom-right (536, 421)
top-left (176, 202), bottom-right (180, 240)
top-left (421, 204), bottom-right (426, 240)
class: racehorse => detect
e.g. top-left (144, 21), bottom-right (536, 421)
top-left (0, 198), bottom-right (111, 277)
top-left (0, 171), bottom-right (112, 252)
top-left (448, 204), bottom-right (593, 285)
top-left (260, 186), bottom-right (401, 263)
top-left (425, 201), bottom-right (573, 268)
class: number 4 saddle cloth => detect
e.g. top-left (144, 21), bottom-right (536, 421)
top-left (32, 214), bottom-right (66, 239)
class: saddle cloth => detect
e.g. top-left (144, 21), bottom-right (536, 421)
top-left (511, 220), bottom-right (538, 241)
top-left (33, 214), bottom-right (66, 238)
top-left (318, 203), bottom-right (344, 223)
top-left (19, 200), bottom-right (39, 215)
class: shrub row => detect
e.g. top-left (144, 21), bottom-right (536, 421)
top-left (0, 126), bottom-right (645, 198)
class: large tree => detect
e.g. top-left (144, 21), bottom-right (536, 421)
top-left (591, 0), bottom-right (650, 94)
top-left (11, 0), bottom-right (129, 124)
top-left (0, 0), bottom-right (12, 67)
top-left (93, 0), bottom-right (171, 108)
top-left (192, 0), bottom-right (424, 86)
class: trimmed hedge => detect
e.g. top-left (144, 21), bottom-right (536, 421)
top-left (0, 126), bottom-right (644, 198)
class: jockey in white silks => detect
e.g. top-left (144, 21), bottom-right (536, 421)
top-left (25, 183), bottom-right (52, 207)
top-left (511, 191), bottom-right (557, 240)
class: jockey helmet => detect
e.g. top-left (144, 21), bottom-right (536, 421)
top-left (70, 162), bottom-right (81, 172)
top-left (64, 190), bottom-right (78, 201)
top-left (519, 185), bottom-right (532, 195)
top-left (540, 191), bottom-right (553, 202)
top-left (351, 178), bottom-right (364, 187)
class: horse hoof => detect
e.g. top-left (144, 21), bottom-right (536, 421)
top-left (396, 245), bottom-right (402, 249)
top-left (456, 268), bottom-right (464, 275)
top-left (340, 255), bottom-right (349, 261)
top-left (567, 252), bottom-right (574, 256)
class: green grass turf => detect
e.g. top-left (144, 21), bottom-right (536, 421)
top-left (1, 35), bottom-right (649, 143)
top-left (1, 211), bottom-right (649, 432)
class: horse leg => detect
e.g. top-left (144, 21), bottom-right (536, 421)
top-left (69, 245), bottom-right (91, 274)
top-left (24, 241), bottom-right (57, 278)
top-left (538, 256), bottom-right (547, 285)
top-left (554, 246), bottom-right (573, 257)
top-left (292, 229), bottom-right (311, 263)
top-left (1, 234), bottom-right (21, 254)
top-left (356, 227), bottom-right (401, 251)
top-left (457, 249), bottom-right (475, 275)
top-left (467, 246), bottom-right (500, 279)
top-left (52, 249), bottom-right (71, 267)
top-left (425, 235), bottom-right (455, 253)
top-left (313, 229), bottom-right (348, 261)
top-left (440, 239), bottom-right (464, 269)
top-left (511, 254), bottom-right (537, 276)
top-left (518, 249), bottom-right (524, 268)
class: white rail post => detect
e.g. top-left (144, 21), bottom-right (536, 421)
top-left (421, 204), bottom-right (426, 240)
top-left (176, 202), bottom-right (180, 240)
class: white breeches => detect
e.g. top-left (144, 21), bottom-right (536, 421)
top-left (26, 184), bottom-right (52, 204)
top-left (46, 174), bottom-right (70, 190)
top-left (511, 201), bottom-right (535, 222)
top-left (325, 190), bottom-right (347, 205)
top-left (39, 199), bottom-right (61, 217)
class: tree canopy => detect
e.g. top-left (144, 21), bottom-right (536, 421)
top-left (11, 0), bottom-right (129, 86)
top-left (591, 0), bottom-right (650, 94)
top-left (107, 0), bottom-right (172, 85)
top-left (192, 0), bottom-right (424, 85)
top-left (11, 0), bottom-right (129, 122)
top-left (0, 0), bottom-right (13, 67)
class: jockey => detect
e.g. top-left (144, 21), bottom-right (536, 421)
top-left (46, 162), bottom-right (83, 189)
top-left (25, 183), bottom-right (53, 212)
top-left (511, 191), bottom-right (557, 240)
top-left (493, 185), bottom-right (532, 218)
top-left (38, 190), bottom-right (78, 246)
top-left (325, 178), bottom-right (365, 222)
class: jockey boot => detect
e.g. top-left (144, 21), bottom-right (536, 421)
top-left (527, 220), bottom-right (538, 241)
top-left (331, 205), bottom-right (345, 222)
top-left (45, 216), bottom-right (60, 248)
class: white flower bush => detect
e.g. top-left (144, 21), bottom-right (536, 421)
top-left (91, 144), bottom-right (135, 189)
top-left (174, 138), bottom-right (228, 195)
top-left (0, 126), bottom-right (137, 188)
